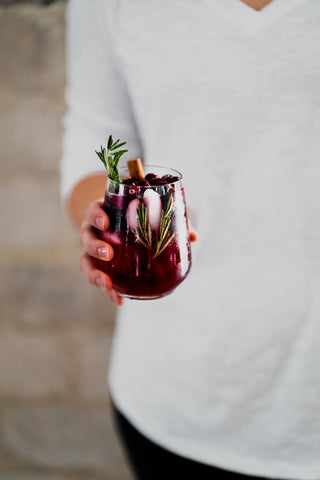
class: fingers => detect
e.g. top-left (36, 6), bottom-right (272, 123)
top-left (79, 253), bottom-right (125, 306)
top-left (79, 221), bottom-right (114, 261)
top-left (84, 197), bottom-right (110, 231)
top-left (80, 199), bottom-right (125, 306)
top-left (103, 288), bottom-right (125, 306)
top-left (79, 253), bottom-right (113, 290)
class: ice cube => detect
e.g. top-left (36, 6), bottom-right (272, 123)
top-left (126, 198), bottom-right (141, 229)
top-left (143, 189), bottom-right (162, 231)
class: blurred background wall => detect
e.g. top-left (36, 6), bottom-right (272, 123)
top-left (0, 1), bottom-right (131, 478)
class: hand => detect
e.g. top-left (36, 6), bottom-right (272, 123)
top-left (78, 198), bottom-right (125, 306)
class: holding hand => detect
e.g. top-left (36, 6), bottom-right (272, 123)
top-left (78, 198), bottom-right (125, 306)
top-left (78, 197), bottom-right (197, 306)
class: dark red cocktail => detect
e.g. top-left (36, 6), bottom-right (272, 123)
top-left (98, 166), bottom-right (192, 299)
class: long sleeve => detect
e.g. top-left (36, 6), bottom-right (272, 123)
top-left (60, 0), bottom-right (142, 204)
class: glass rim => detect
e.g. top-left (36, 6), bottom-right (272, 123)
top-left (107, 164), bottom-right (183, 186)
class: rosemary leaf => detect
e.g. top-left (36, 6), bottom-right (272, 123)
top-left (164, 195), bottom-right (173, 217)
top-left (110, 142), bottom-right (127, 150)
top-left (112, 149), bottom-right (128, 156)
top-left (161, 219), bottom-right (171, 242)
top-left (153, 232), bottom-right (176, 259)
top-left (147, 222), bottom-right (152, 247)
top-left (107, 135), bottom-right (113, 149)
top-left (95, 134), bottom-right (127, 182)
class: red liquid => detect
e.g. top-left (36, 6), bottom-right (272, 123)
top-left (98, 171), bottom-right (192, 299)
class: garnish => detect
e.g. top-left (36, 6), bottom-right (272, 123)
top-left (131, 195), bottom-right (176, 259)
top-left (95, 134), bottom-right (128, 182)
top-left (127, 158), bottom-right (145, 180)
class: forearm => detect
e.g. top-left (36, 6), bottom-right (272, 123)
top-left (66, 172), bottom-right (107, 227)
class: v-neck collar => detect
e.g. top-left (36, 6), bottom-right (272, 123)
top-left (204, 0), bottom-right (306, 35)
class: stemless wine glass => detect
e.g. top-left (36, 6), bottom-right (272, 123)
top-left (97, 165), bottom-right (192, 299)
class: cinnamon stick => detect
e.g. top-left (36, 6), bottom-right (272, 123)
top-left (127, 158), bottom-right (145, 180)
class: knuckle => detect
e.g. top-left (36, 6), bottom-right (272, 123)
top-left (79, 224), bottom-right (90, 248)
top-left (84, 202), bottom-right (94, 219)
top-left (105, 290), bottom-right (115, 303)
top-left (103, 277), bottom-right (113, 292)
top-left (88, 275), bottom-right (97, 286)
top-left (88, 269), bottom-right (100, 287)
top-left (86, 239), bottom-right (100, 258)
top-left (87, 243), bottom-right (97, 258)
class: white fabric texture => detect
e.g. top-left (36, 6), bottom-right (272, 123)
top-left (61, 1), bottom-right (320, 478)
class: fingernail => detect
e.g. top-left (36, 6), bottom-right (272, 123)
top-left (96, 217), bottom-right (104, 229)
top-left (96, 277), bottom-right (105, 288)
top-left (98, 247), bottom-right (110, 260)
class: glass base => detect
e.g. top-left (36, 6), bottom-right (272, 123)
top-left (115, 288), bottom-right (176, 300)
top-left (121, 293), bottom-right (167, 300)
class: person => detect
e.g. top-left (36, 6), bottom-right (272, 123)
top-left (61, 0), bottom-right (320, 478)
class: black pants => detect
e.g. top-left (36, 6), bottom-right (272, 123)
top-left (111, 403), bottom-right (274, 480)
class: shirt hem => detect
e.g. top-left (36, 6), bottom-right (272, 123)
top-left (109, 381), bottom-right (320, 480)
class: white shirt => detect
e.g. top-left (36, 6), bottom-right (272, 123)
top-left (61, 1), bottom-right (320, 478)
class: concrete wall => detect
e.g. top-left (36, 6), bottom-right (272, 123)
top-left (0, 2), bottom-right (131, 479)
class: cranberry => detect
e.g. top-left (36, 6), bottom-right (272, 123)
top-left (162, 174), bottom-right (173, 182)
top-left (127, 185), bottom-right (140, 196)
top-left (171, 176), bottom-right (180, 183)
top-left (122, 177), bottom-right (135, 185)
top-left (162, 174), bottom-right (180, 183)
top-left (145, 173), bottom-right (158, 182)
top-left (136, 179), bottom-right (151, 187)
top-left (151, 178), bottom-right (168, 186)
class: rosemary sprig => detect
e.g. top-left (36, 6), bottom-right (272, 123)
top-left (153, 195), bottom-right (175, 259)
top-left (95, 134), bottom-right (128, 182)
top-left (131, 203), bottom-right (153, 250)
top-left (131, 195), bottom-right (176, 259)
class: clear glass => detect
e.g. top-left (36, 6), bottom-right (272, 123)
top-left (97, 165), bottom-right (192, 299)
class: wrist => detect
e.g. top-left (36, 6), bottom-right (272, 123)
top-left (66, 172), bottom-right (107, 227)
